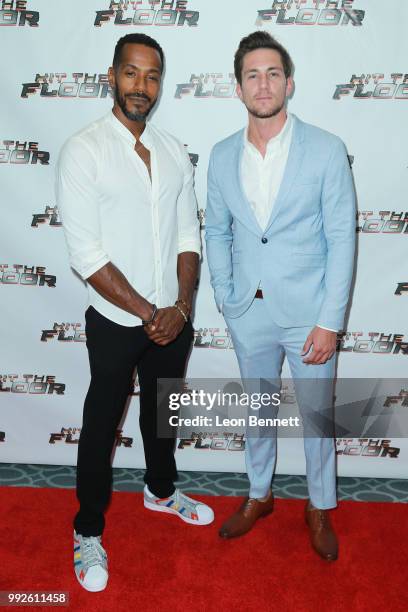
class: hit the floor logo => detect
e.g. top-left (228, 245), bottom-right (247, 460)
top-left (49, 427), bottom-right (132, 446)
top-left (357, 211), bottom-right (408, 234)
top-left (337, 332), bottom-right (408, 355)
top-left (336, 438), bottom-right (400, 458)
top-left (21, 73), bottom-right (112, 99)
top-left (0, 375), bottom-right (65, 394)
top-left (0, 265), bottom-right (56, 287)
top-left (0, 0), bottom-right (39, 26)
top-left (333, 73), bottom-right (408, 100)
top-left (256, 0), bottom-right (365, 27)
top-left (95, 0), bottom-right (199, 26)
top-left (32, 206), bottom-right (61, 228)
top-left (194, 327), bottom-right (235, 349)
top-left (175, 73), bottom-right (238, 99)
top-left (178, 433), bottom-right (245, 451)
top-left (0, 141), bottom-right (49, 165)
top-left (41, 323), bottom-right (86, 343)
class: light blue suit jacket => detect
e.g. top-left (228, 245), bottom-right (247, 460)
top-left (205, 115), bottom-right (356, 331)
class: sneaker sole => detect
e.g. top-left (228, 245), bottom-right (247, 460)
top-left (75, 571), bottom-right (108, 592)
top-left (143, 498), bottom-right (214, 526)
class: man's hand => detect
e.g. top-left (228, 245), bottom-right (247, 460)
top-left (301, 327), bottom-right (337, 365)
top-left (144, 306), bottom-right (186, 346)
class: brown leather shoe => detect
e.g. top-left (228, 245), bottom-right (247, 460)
top-left (305, 500), bottom-right (338, 561)
top-left (219, 492), bottom-right (274, 539)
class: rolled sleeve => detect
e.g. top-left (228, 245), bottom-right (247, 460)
top-left (55, 137), bottom-right (110, 280)
top-left (176, 144), bottom-right (201, 256)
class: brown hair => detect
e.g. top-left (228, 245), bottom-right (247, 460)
top-left (234, 31), bottom-right (293, 85)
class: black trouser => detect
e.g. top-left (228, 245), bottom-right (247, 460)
top-left (74, 306), bottom-right (193, 537)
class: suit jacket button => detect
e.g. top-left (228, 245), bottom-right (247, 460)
top-left (261, 237), bottom-right (268, 244)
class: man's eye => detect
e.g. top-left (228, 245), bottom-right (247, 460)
top-left (126, 72), bottom-right (135, 77)
top-left (148, 76), bottom-right (158, 81)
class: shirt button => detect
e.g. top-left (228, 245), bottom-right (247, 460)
top-left (261, 237), bottom-right (268, 244)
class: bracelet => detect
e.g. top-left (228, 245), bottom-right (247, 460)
top-left (175, 298), bottom-right (190, 315)
top-left (173, 303), bottom-right (188, 322)
top-left (142, 304), bottom-right (157, 325)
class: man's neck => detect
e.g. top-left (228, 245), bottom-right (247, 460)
top-left (112, 105), bottom-right (146, 140)
top-left (247, 108), bottom-right (288, 158)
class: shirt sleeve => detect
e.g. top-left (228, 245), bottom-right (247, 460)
top-left (176, 143), bottom-right (201, 256)
top-left (317, 324), bottom-right (338, 332)
top-left (55, 137), bottom-right (110, 280)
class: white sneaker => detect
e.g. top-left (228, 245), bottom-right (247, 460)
top-left (143, 485), bottom-right (214, 525)
top-left (73, 531), bottom-right (108, 592)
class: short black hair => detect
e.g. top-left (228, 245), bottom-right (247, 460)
top-left (234, 31), bottom-right (293, 85)
top-left (112, 33), bottom-right (164, 72)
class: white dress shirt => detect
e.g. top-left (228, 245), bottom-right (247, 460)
top-left (56, 111), bottom-right (201, 326)
top-left (241, 112), bottom-right (293, 231)
top-left (240, 113), bottom-right (335, 333)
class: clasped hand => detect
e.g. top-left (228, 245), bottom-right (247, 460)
top-left (144, 306), bottom-right (186, 346)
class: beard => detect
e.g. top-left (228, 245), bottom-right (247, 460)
top-left (114, 86), bottom-right (155, 122)
top-left (245, 98), bottom-right (285, 120)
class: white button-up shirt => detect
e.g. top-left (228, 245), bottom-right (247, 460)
top-left (241, 112), bottom-right (293, 231)
top-left (56, 111), bottom-right (201, 326)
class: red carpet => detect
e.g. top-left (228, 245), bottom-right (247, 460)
top-left (0, 487), bottom-right (407, 611)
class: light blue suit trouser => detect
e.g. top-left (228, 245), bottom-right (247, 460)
top-left (225, 298), bottom-right (337, 510)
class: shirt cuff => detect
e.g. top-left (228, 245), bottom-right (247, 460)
top-left (317, 324), bottom-right (338, 333)
top-left (177, 240), bottom-right (201, 256)
top-left (78, 255), bottom-right (110, 280)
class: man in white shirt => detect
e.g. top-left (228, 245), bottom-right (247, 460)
top-left (56, 33), bottom-right (213, 593)
top-left (205, 31), bottom-right (355, 560)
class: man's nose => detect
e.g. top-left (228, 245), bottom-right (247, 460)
top-left (133, 73), bottom-right (147, 93)
top-left (258, 74), bottom-right (269, 89)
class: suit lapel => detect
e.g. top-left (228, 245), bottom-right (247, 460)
top-left (264, 114), bottom-right (305, 233)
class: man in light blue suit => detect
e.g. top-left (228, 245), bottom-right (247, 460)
top-left (205, 31), bottom-right (356, 560)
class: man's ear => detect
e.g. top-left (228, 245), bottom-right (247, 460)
top-left (286, 76), bottom-right (294, 98)
top-left (108, 66), bottom-right (115, 90)
top-left (236, 82), bottom-right (243, 102)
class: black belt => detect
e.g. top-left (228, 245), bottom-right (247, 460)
top-left (255, 289), bottom-right (263, 299)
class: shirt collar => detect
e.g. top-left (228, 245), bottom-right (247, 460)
top-left (107, 110), bottom-right (153, 148)
top-left (244, 112), bottom-right (293, 157)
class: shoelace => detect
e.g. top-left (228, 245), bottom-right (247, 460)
top-left (242, 498), bottom-right (258, 517)
top-left (172, 489), bottom-right (197, 516)
top-left (82, 537), bottom-right (106, 569)
top-left (309, 508), bottom-right (329, 529)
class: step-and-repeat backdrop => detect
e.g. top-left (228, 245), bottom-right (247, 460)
top-left (1, 0), bottom-right (407, 478)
